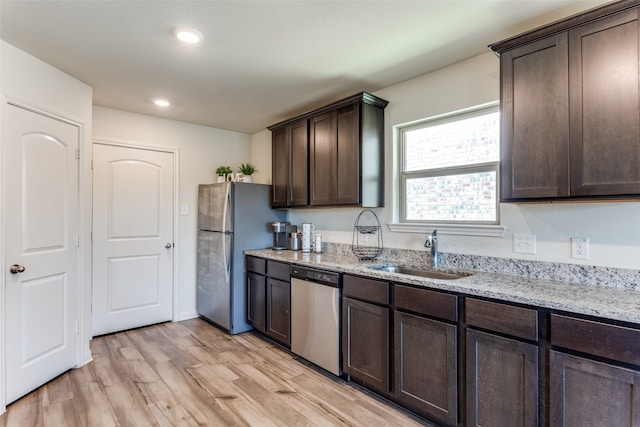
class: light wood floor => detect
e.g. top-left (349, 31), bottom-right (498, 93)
top-left (0, 319), bottom-right (432, 426)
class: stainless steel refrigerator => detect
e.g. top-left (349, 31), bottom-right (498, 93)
top-left (197, 182), bottom-right (285, 334)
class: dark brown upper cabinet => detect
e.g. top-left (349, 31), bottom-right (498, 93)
top-left (268, 92), bottom-right (388, 208)
top-left (491, 1), bottom-right (640, 202)
top-left (271, 118), bottom-right (308, 208)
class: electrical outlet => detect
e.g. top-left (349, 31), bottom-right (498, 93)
top-left (513, 234), bottom-right (536, 254)
top-left (571, 237), bottom-right (590, 259)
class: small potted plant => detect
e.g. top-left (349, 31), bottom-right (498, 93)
top-left (238, 163), bottom-right (257, 183)
top-left (215, 165), bottom-right (232, 183)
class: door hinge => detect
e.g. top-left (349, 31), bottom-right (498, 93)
top-left (75, 148), bottom-right (80, 161)
top-left (76, 234), bottom-right (80, 247)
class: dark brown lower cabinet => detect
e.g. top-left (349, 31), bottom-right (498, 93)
top-left (245, 257), bottom-right (291, 347)
top-left (266, 278), bottom-right (290, 346)
top-left (246, 271), bottom-right (266, 332)
top-left (394, 311), bottom-right (457, 426)
top-left (342, 296), bottom-right (389, 393)
top-left (549, 350), bottom-right (640, 426)
top-left (465, 329), bottom-right (538, 427)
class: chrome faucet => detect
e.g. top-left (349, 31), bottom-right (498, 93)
top-left (424, 229), bottom-right (438, 268)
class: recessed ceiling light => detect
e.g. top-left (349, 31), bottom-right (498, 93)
top-left (172, 27), bottom-right (203, 44)
top-left (154, 99), bottom-right (170, 107)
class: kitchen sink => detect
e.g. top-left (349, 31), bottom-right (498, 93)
top-left (367, 264), bottom-right (470, 280)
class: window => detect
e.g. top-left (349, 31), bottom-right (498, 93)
top-left (400, 105), bottom-right (500, 225)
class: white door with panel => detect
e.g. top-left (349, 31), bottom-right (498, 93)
top-left (4, 102), bottom-right (80, 404)
top-left (92, 143), bottom-right (174, 336)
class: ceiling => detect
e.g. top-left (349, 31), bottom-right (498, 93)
top-left (0, 0), bottom-right (610, 134)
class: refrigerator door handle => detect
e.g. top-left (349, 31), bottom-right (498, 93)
top-left (223, 183), bottom-right (232, 232)
top-left (223, 185), bottom-right (232, 283)
top-left (224, 232), bottom-right (232, 283)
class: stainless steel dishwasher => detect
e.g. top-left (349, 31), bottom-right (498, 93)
top-left (290, 265), bottom-right (342, 376)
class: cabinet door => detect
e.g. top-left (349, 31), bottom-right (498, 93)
top-left (569, 8), bottom-right (640, 197)
top-left (266, 278), bottom-right (290, 345)
top-left (271, 120), bottom-right (308, 207)
top-left (309, 111), bottom-right (336, 205)
top-left (271, 126), bottom-right (289, 207)
top-left (342, 297), bottom-right (389, 393)
top-left (289, 119), bottom-right (309, 206)
top-left (466, 329), bottom-right (538, 427)
top-left (550, 350), bottom-right (640, 426)
top-left (246, 272), bottom-right (266, 332)
top-left (335, 103), bottom-right (360, 205)
top-left (394, 311), bottom-right (457, 426)
top-left (501, 33), bottom-right (569, 200)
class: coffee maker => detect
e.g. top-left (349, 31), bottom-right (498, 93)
top-left (271, 221), bottom-right (290, 250)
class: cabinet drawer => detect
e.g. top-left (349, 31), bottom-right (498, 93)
top-left (343, 275), bottom-right (389, 305)
top-left (394, 285), bottom-right (458, 322)
top-left (466, 298), bottom-right (538, 342)
top-left (267, 260), bottom-right (290, 282)
top-left (551, 314), bottom-right (640, 366)
top-left (246, 256), bottom-right (266, 275)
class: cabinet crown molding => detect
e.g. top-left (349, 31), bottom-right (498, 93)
top-left (267, 92), bottom-right (389, 130)
top-left (489, 0), bottom-right (639, 54)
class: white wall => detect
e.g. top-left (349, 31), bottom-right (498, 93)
top-left (92, 106), bottom-right (252, 319)
top-left (1, 40), bottom-right (93, 411)
top-left (280, 51), bottom-right (640, 270)
top-left (250, 129), bottom-right (272, 185)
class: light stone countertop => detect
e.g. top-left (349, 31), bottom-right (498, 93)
top-left (245, 248), bottom-right (640, 325)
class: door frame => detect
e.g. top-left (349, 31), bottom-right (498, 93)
top-left (0, 96), bottom-right (89, 413)
top-left (92, 137), bottom-right (180, 329)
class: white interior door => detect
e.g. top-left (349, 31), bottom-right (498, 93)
top-left (92, 143), bottom-right (174, 336)
top-left (4, 102), bottom-right (80, 404)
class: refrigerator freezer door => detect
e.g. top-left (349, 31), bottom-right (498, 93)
top-left (196, 230), bottom-right (232, 329)
top-left (208, 183), bottom-right (232, 232)
top-left (197, 184), bottom-right (210, 231)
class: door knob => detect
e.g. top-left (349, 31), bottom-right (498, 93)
top-left (9, 264), bottom-right (25, 274)
top-left (165, 243), bottom-right (173, 249)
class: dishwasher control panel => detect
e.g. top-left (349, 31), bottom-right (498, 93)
top-left (291, 266), bottom-right (341, 287)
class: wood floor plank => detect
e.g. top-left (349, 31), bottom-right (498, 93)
top-left (274, 390), bottom-right (353, 427)
top-left (42, 399), bottom-right (83, 427)
top-left (40, 373), bottom-right (75, 406)
top-left (103, 380), bottom-right (158, 427)
top-left (91, 339), bottom-right (131, 387)
top-left (147, 396), bottom-right (200, 427)
top-left (143, 327), bottom-right (201, 369)
top-left (120, 359), bottom-right (174, 405)
top-left (73, 382), bottom-right (120, 427)
top-left (125, 328), bottom-right (173, 366)
top-left (67, 358), bottom-right (100, 391)
top-left (1, 319), bottom-right (433, 426)
top-left (229, 375), bottom-right (311, 426)
top-left (153, 360), bottom-right (235, 426)
top-left (0, 401), bottom-right (43, 427)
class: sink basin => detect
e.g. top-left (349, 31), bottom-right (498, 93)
top-left (367, 264), bottom-right (469, 280)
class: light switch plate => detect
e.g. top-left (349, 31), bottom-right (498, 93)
top-left (513, 234), bottom-right (536, 254)
top-left (180, 204), bottom-right (189, 215)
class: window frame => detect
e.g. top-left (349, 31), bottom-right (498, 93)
top-left (398, 103), bottom-right (501, 226)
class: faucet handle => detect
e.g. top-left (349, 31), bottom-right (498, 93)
top-left (424, 237), bottom-right (432, 248)
top-left (425, 229), bottom-right (437, 248)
